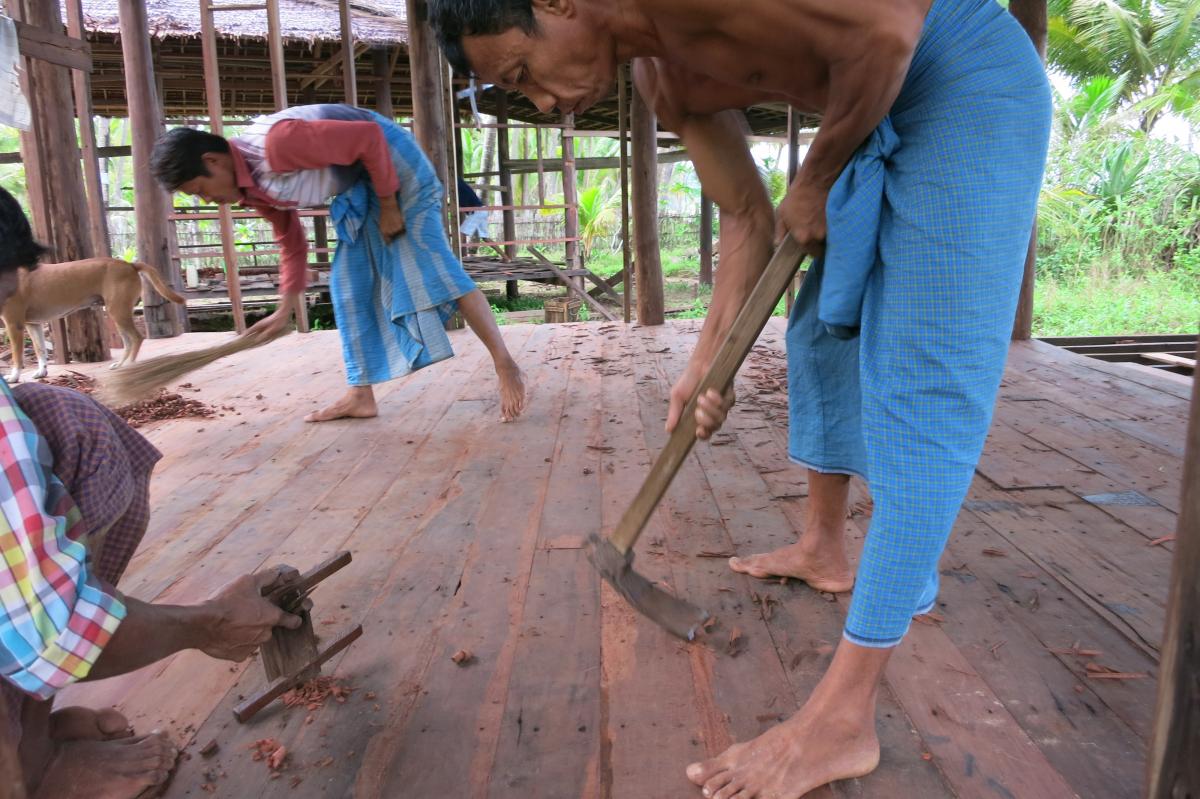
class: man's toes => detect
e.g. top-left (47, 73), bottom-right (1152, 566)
top-left (96, 708), bottom-right (132, 738)
top-left (729, 556), bottom-right (764, 577)
top-left (713, 780), bottom-right (746, 799)
top-left (701, 769), bottom-right (736, 798)
top-left (687, 759), bottom-right (726, 787)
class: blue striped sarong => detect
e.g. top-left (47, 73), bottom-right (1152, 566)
top-left (328, 114), bottom-right (477, 386)
top-left (786, 0), bottom-right (1052, 647)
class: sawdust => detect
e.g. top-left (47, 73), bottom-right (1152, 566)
top-left (249, 738), bottom-right (288, 772)
top-left (281, 676), bottom-right (354, 711)
top-left (42, 370), bottom-right (215, 428)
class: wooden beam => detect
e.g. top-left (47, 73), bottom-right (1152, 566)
top-left (14, 18), bottom-right (89, 72)
top-left (19, 0), bottom-right (109, 362)
top-left (198, 0), bottom-right (245, 332)
top-left (618, 66), bottom-right (631, 323)
top-left (1146, 340), bottom-right (1200, 797)
top-left (784, 107), bottom-right (800, 313)
top-left (373, 46), bottom-right (394, 119)
top-left (562, 114), bottom-right (580, 271)
top-left (631, 81), bottom-right (663, 326)
top-left (265, 0), bottom-right (287, 110)
top-left (1009, 0), bottom-right (1047, 341)
top-left (65, 0), bottom-right (108, 257)
top-left (528, 247), bottom-right (618, 322)
top-left (404, 0), bottom-right (448, 189)
top-left (497, 93), bottom-right (519, 299)
top-left (699, 193), bottom-right (713, 287)
top-left (503, 149), bottom-right (690, 175)
top-left (338, 0), bottom-right (357, 105)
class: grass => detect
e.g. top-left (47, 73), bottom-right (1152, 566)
top-left (1033, 269), bottom-right (1200, 337)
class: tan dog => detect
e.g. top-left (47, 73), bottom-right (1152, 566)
top-left (1, 258), bottom-right (186, 383)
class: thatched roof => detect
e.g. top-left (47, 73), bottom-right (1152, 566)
top-left (79, 0), bottom-right (408, 44)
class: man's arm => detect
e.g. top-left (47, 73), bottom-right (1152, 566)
top-left (635, 60), bottom-right (774, 436)
top-left (87, 569), bottom-right (301, 681)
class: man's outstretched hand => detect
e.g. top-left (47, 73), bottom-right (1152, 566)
top-left (198, 566), bottom-right (303, 662)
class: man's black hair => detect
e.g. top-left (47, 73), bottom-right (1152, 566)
top-left (150, 127), bottom-right (231, 191)
top-left (0, 187), bottom-right (46, 274)
top-left (427, 0), bottom-right (537, 75)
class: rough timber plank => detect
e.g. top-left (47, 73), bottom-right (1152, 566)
top-left (163, 328), bottom-right (544, 797)
top-left (931, 515), bottom-right (1149, 799)
top-left (364, 324), bottom-right (577, 799)
top-left (485, 324), bottom-right (606, 799)
top-left (594, 322), bottom-right (712, 799)
top-left (628, 326), bottom-right (816, 785)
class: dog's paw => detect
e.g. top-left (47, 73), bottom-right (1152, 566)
top-left (109, 362), bottom-right (121, 370)
top-left (32, 368), bottom-right (48, 379)
top-left (3, 372), bottom-right (19, 384)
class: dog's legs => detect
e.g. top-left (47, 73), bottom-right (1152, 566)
top-left (29, 324), bottom-right (48, 379)
top-left (3, 319), bottom-right (24, 383)
top-left (108, 305), bottom-right (143, 369)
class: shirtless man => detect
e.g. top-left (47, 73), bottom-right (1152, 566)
top-left (429, 1), bottom-right (1050, 796)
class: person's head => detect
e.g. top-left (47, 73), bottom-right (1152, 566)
top-left (0, 187), bottom-right (45, 305)
top-left (429, 0), bottom-right (620, 116)
top-left (150, 127), bottom-right (240, 204)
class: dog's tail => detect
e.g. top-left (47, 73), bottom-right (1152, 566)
top-left (130, 262), bottom-right (187, 304)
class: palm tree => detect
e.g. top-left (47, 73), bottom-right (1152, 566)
top-left (1048, 0), bottom-right (1200, 131)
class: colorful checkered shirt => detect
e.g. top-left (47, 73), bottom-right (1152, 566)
top-left (0, 380), bottom-right (125, 700)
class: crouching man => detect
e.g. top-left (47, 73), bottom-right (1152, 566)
top-left (0, 187), bottom-right (302, 799)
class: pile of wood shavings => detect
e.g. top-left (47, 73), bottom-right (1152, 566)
top-left (249, 738), bottom-right (288, 772)
top-left (41, 370), bottom-right (215, 428)
top-left (281, 676), bottom-right (355, 711)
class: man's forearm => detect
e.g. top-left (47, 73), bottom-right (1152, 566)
top-left (691, 210), bottom-right (773, 366)
top-left (86, 597), bottom-right (215, 681)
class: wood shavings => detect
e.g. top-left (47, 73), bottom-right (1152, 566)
top-left (315, 756), bottom-right (335, 768)
top-left (281, 676), bottom-right (354, 711)
top-left (912, 612), bottom-right (946, 625)
top-left (199, 738), bottom-right (219, 758)
top-left (981, 547), bottom-right (1007, 557)
top-left (1048, 643), bottom-right (1101, 658)
top-left (451, 649), bottom-right (474, 666)
top-left (43, 370), bottom-right (215, 428)
top-left (750, 591), bottom-right (780, 620)
top-left (1147, 535), bottom-right (1175, 547)
top-left (697, 550), bottom-right (735, 559)
top-left (726, 626), bottom-right (746, 657)
top-left (249, 738), bottom-right (287, 772)
top-left (1084, 663), bottom-right (1148, 680)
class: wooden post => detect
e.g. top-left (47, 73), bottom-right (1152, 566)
top-left (338, 0), bottom-right (357, 106)
top-left (1009, 0), bottom-right (1047, 341)
top-left (198, 0), bottom-right (245, 332)
top-left (404, 0), bottom-right (448, 188)
top-left (496, 93), bottom-right (519, 299)
top-left (65, 0), bottom-right (107, 258)
top-left (443, 61), bottom-right (461, 263)
top-left (618, 65), bottom-right (632, 323)
top-left (562, 114), bottom-right (580, 271)
top-left (631, 82), bottom-right (664, 326)
top-left (1146, 344), bottom-right (1200, 797)
top-left (266, 0), bottom-right (287, 109)
top-left (16, 0), bottom-right (109, 362)
top-left (699, 194), bottom-right (713, 287)
top-left (373, 46), bottom-right (394, 119)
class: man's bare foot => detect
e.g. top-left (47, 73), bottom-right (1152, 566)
top-left (32, 733), bottom-right (177, 799)
top-left (49, 707), bottom-right (132, 741)
top-left (496, 362), bottom-right (526, 422)
top-left (305, 387), bottom-right (378, 423)
top-left (729, 541), bottom-right (854, 593)
top-left (686, 702), bottom-right (879, 798)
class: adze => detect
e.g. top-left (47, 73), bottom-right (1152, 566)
top-left (587, 235), bottom-right (808, 639)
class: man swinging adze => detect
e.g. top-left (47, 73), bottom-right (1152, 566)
top-left (429, 0), bottom-right (1052, 795)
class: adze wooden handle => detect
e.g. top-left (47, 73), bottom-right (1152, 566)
top-left (608, 236), bottom-right (807, 554)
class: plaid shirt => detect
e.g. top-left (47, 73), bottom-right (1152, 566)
top-left (0, 380), bottom-right (125, 700)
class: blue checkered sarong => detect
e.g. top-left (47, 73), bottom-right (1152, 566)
top-left (329, 115), bottom-right (477, 386)
top-left (786, 0), bottom-right (1052, 647)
